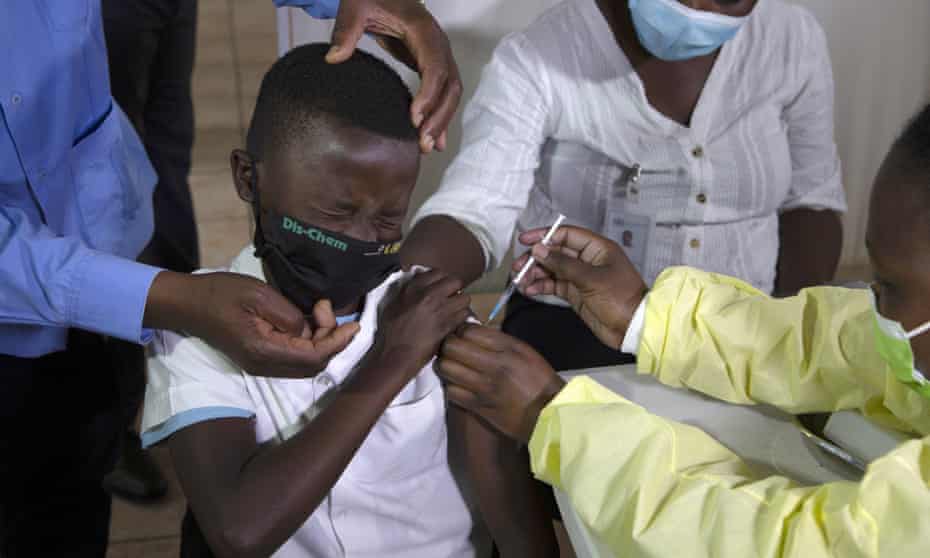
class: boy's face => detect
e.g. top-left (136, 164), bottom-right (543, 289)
top-left (233, 123), bottom-right (420, 246)
top-left (866, 148), bottom-right (930, 372)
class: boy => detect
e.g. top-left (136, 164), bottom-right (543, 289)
top-left (141, 44), bottom-right (479, 557)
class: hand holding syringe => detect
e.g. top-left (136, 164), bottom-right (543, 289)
top-left (487, 214), bottom-right (567, 322)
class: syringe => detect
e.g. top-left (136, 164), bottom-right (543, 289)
top-left (487, 214), bottom-right (566, 322)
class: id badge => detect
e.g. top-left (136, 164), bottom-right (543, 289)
top-left (607, 163), bottom-right (654, 273)
top-left (606, 211), bottom-right (655, 275)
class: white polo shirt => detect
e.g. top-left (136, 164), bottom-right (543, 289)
top-left (141, 246), bottom-right (480, 558)
top-left (413, 0), bottom-right (847, 294)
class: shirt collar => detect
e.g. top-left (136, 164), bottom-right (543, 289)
top-left (228, 245), bottom-right (407, 384)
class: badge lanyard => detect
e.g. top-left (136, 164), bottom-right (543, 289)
top-left (605, 162), bottom-right (677, 277)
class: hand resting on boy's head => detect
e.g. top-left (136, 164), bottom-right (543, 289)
top-left (327, 0), bottom-right (462, 153)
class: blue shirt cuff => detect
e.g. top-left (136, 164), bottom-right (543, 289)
top-left (273, 0), bottom-right (340, 19)
top-left (69, 251), bottom-right (162, 344)
top-left (141, 406), bottom-right (255, 449)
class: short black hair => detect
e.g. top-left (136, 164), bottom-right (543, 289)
top-left (246, 43), bottom-right (417, 159)
top-left (895, 104), bottom-right (930, 175)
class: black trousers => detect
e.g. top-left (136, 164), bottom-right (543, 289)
top-left (502, 291), bottom-right (634, 371)
top-left (103, 0), bottom-right (200, 274)
top-left (101, 0), bottom-right (200, 502)
top-left (0, 332), bottom-right (146, 557)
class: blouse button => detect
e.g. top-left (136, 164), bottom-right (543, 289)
top-left (689, 238), bottom-right (701, 249)
top-left (696, 193), bottom-right (707, 204)
top-left (691, 145), bottom-right (704, 158)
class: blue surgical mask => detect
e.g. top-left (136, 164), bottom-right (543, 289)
top-left (628, 0), bottom-right (750, 61)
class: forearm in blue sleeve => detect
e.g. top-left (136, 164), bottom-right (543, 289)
top-left (0, 206), bottom-right (161, 344)
top-left (273, 0), bottom-right (340, 19)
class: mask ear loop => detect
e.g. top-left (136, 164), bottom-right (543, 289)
top-left (906, 323), bottom-right (930, 385)
top-left (248, 158), bottom-right (273, 261)
top-left (907, 321), bottom-right (930, 339)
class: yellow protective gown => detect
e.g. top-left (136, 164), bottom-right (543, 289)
top-left (529, 267), bottom-right (930, 558)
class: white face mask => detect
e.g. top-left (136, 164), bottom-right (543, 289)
top-left (869, 289), bottom-right (930, 398)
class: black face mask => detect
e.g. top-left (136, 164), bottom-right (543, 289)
top-left (249, 169), bottom-right (401, 315)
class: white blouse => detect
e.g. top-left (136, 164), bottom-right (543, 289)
top-left (413, 0), bottom-right (847, 294)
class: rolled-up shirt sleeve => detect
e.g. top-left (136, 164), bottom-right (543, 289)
top-left (779, 10), bottom-right (847, 214)
top-left (142, 329), bottom-right (256, 447)
top-left (0, 205), bottom-right (160, 348)
top-left (412, 35), bottom-right (555, 271)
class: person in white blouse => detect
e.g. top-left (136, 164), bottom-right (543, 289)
top-left (403, 0), bottom-right (847, 371)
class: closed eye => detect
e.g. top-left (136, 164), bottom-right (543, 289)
top-left (313, 207), bottom-right (354, 220)
top-left (377, 219), bottom-right (403, 230)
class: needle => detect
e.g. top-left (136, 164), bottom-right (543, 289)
top-left (487, 214), bottom-right (566, 322)
top-left (797, 423), bottom-right (867, 473)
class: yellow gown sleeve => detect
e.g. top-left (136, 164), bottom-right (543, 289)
top-left (637, 267), bottom-right (930, 436)
top-left (529, 376), bottom-right (930, 558)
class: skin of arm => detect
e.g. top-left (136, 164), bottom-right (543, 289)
top-left (448, 407), bottom-right (560, 558)
top-left (402, 214), bottom-right (560, 554)
top-left (402, 213), bottom-right (559, 554)
top-left (400, 215), bottom-right (486, 285)
top-left (773, 11), bottom-right (845, 297)
top-left (775, 208), bottom-right (843, 296)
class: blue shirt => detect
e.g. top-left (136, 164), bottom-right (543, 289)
top-left (0, 1), bottom-right (339, 358)
top-left (274, 0), bottom-right (341, 19)
top-left (0, 1), bottom-right (161, 357)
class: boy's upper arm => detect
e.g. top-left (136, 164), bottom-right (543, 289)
top-left (451, 405), bottom-right (560, 557)
top-left (166, 416), bottom-right (259, 511)
top-left (147, 331), bottom-right (264, 549)
top-left (142, 330), bottom-right (257, 447)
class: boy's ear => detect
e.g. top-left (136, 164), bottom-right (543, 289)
top-left (230, 149), bottom-right (257, 204)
